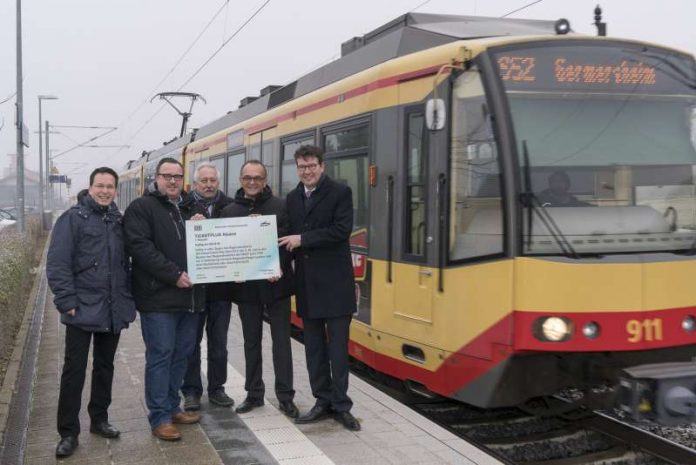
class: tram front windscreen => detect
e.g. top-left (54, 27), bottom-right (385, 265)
top-left (491, 41), bottom-right (696, 255)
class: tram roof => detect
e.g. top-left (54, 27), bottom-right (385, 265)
top-left (193, 13), bottom-right (558, 140)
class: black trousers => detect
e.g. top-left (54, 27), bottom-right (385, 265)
top-left (182, 300), bottom-right (232, 396)
top-left (238, 297), bottom-right (294, 401)
top-left (57, 325), bottom-right (120, 438)
top-left (302, 315), bottom-right (352, 413)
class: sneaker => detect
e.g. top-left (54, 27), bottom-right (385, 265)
top-left (209, 390), bottom-right (235, 407)
top-left (183, 393), bottom-right (201, 411)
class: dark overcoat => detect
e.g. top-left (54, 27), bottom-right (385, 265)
top-left (220, 186), bottom-right (294, 304)
top-left (123, 184), bottom-right (206, 313)
top-left (46, 191), bottom-right (136, 332)
top-left (285, 175), bottom-right (356, 319)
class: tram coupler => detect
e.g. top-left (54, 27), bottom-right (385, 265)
top-left (617, 361), bottom-right (696, 425)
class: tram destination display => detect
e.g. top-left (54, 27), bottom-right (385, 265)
top-left (185, 215), bottom-right (281, 284)
top-left (492, 43), bottom-right (693, 93)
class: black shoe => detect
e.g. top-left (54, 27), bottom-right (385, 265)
top-left (235, 397), bottom-right (264, 413)
top-left (334, 411), bottom-right (361, 431)
top-left (55, 436), bottom-right (78, 457)
top-left (295, 404), bottom-right (331, 424)
top-left (209, 390), bottom-right (235, 407)
top-left (90, 421), bottom-right (120, 438)
top-left (183, 393), bottom-right (201, 411)
top-left (278, 400), bottom-right (299, 419)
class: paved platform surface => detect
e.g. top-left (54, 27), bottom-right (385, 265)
top-left (22, 281), bottom-right (502, 465)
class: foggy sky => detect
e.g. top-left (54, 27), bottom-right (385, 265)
top-left (1, 0), bottom-right (695, 194)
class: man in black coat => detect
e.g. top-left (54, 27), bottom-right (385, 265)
top-left (47, 167), bottom-right (137, 457)
top-left (181, 162), bottom-right (236, 410)
top-left (279, 145), bottom-right (360, 431)
top-left (221, 160), bottom-right (298, 418)
top-left (123, 157), bottom-right (205, 441)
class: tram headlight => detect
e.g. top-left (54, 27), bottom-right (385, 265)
top-left (582, 321), bottom-right (600, 340)
top-left (682, 315), bottom-right (695, 333)
top-left (535, 316), bottom-right (573, 342)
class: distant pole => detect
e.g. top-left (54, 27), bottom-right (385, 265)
top-left (38, 99), bottom-right (43, 228)
top-left (38, 95), bottom-right (58, 230)
top-left (15, 0), bottom-right (25, 234)
top-left (46, 121), bottom-right (51, 211)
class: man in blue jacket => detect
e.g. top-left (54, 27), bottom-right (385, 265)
top-left (47, 167), bottom-right (137, 458)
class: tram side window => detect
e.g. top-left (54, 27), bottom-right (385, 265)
top-left (406, 111), bottom-right (427, 257)
top-left (262, 140), bottom-right (275, 191)
top-left (209, 157), bottom-right (225, 191)
top-left (449, 68), bottom-right (503, 261)
top-left (323, 156), bottom-right (369, 228)
top-left (227, 151), bottom-right (245, 196)
top-left (322, 124), bottom-right (369, 229)
top-left (281, 135), bottom-right (314, 196)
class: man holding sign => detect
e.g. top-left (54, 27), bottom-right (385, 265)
top-left (182, 162), bottom-right (235, 411)
top-left (220, 160), bottom-right (297, 418)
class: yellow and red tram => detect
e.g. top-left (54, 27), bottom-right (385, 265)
top-left (120, 13), bottom-right (696, 420)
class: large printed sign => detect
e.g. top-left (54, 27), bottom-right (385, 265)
top-left (186, 215), bottom-right (280, 284)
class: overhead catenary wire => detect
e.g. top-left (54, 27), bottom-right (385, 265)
top-left (0, 91), bottom-right (17, 106)
top-left (101, 0), bottom-right (232, 162)
top-left (501, 0), bottom-right (543, 18)
top-left (103, 0), bottom-right (272, 166)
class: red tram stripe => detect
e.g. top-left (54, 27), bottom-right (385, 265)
top-left (189, 63), bottom-right (444, 153)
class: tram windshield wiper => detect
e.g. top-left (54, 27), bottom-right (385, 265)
top-left (521, 141), bottom-right (579, 259)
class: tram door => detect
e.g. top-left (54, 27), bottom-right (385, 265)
top-left (393, 109), bottom-right (434, 323)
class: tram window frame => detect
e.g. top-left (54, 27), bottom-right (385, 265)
top-left (447, 64), bottom-right (506, 264)
top-left (226, 149), bottom-right (246, 196)
top-left (261, 140), bottom-right (276, 192)
top-left (280, 132), bottom-right (315, 196)
top-left (209, 155), bottom-right (226, 192)
top-left (320, 119), bottom-right (370, 231)
top-left (403, 106), bottom-right (429, 261)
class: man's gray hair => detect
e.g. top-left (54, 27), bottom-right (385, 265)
top-left (194, 162), bottom-right (220, 182)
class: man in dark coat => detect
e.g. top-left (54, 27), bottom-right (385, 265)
top-left (221, 160), bottom-right (298, 418)
top-left (123, 157), bottom-right (205, 441)
top-left (181, 162), bottom-right (236, 411)
top-left (47, 167), bottom-right (137, 457)
top-left (279, 145), bottom-right (360, 431)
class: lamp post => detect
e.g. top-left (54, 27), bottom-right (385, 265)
top-left (38, 95), bottom-right (58, 229)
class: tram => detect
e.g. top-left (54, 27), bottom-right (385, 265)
top-left (120, 13), bottom-right (696, 420)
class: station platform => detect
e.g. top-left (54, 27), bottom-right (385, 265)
top-left (17, 272), bottom-right (502, 465)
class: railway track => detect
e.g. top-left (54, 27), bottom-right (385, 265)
top-left (346, 360), bottom-right (695, 465)
top-left (414, 399), bottom-right (696, 465)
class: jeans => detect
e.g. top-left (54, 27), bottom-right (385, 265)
top-left (57, 325), bottom-right (120, 438)
top-left (139, 311), bottom-right (198, 429)
top-left (182, 300), bottom-right (232, 397)
top-left (238, 297), bottom-right (294, 401)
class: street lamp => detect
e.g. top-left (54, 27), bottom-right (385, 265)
top-left (38, 94), bottom-right (58, 229)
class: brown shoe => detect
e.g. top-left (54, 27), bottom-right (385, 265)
top-left (172, 411), bottom-right (200, 424)
top-left (152, 423), bottom-right (181, 441)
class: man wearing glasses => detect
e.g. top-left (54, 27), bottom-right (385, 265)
top-left (279, 145), bottom-right (360, 431)
top-left (182, 162), bottom-right (236, 411)
top-left (123, 157), bottom-right (206, 441)
top-left (220, 160), bottom-right (298, 418)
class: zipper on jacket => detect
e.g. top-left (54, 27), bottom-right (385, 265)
top-left (169, 211), bottom-right (183, 240)
top-left (104, 212), bottom-right (114, 332)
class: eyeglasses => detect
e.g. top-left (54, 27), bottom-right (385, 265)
top-left (196, 177), bottom-right (218, 184)
top-left (158, 173), bottom-right (184, 182)
top-left (296, 163), bottom-right (319, 172)
top-left (240, 176), bottom-right (266, 183)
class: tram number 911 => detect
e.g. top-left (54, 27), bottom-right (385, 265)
top-left (626, 318), bottom-right (663, 343)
